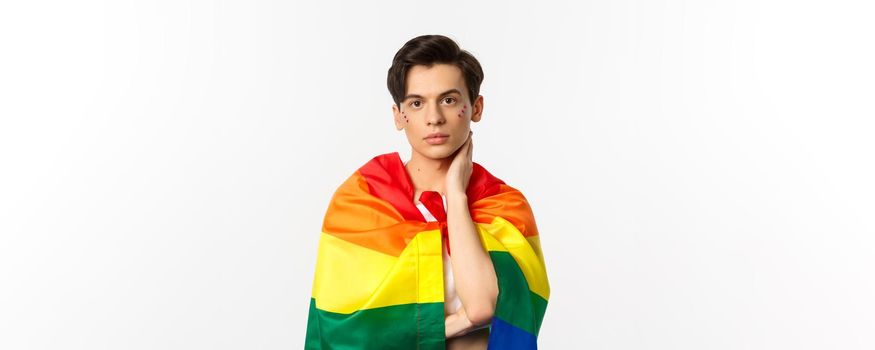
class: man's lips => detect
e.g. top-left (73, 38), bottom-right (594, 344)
top-left (424, 132), bottom-right (449, 139)
top-left (424, 133), bottom-right (450, 145)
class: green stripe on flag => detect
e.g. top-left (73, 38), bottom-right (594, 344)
top-left (305, 297), bottom-right (445, 350)
top-left (490, 250), bottom-right (549, 336)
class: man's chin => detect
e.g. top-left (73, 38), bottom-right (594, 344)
top-left (414, 146), bottom-right (456, 161)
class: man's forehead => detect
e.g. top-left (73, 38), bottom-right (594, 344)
top-left (404, 64), bottom-right (466, 99)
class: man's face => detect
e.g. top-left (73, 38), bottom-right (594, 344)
top-left (393, 63), bottom-right (483, 161)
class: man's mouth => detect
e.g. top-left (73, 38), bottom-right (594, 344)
top-left (424, 132), bottom-right (449, 139)
top-left (424, 133), bottom-right (450, 145)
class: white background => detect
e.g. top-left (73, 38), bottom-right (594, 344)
top-left (1, 0), bottom-right (874, 349)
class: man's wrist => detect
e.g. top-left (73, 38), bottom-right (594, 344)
top-left (447, 190), bottom-right (468, 202)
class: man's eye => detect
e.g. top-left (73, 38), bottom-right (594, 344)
top-left (443, 97), bottom-right (456, 104)
top-left (411, 101), bottom-right (421, 108)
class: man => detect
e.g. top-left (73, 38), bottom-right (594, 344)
top-left (306, 34), bottom-right (549, 350)
top-left (389, 35), bottom-right (495, 348)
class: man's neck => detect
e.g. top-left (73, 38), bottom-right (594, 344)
top-left (405, 149), bottom-right (452, 196)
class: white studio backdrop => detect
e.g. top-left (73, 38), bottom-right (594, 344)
top-left (1, 0), bottom-right (873, 349)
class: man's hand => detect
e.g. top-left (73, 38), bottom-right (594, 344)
top-left (445, 307), bottom-right (474, 338)
top-left (446, 130), bottom-right (473, 196)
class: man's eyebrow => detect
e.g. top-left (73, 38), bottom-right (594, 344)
top-left (402, 88), bottom-right (462, 102)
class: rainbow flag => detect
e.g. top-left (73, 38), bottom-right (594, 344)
top-left (305, 152), bottom-right (550, 349)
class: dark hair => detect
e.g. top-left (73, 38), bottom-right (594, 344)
top-left (387, 34), bottom-right (484, 109)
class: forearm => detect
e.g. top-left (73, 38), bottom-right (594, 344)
top-left (446, 191), bottom-right (498, 325)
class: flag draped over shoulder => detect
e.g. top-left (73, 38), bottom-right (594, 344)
top-left (305, 152), bottom-right (550, 349)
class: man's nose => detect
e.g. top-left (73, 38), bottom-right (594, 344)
top-left (425, 103), bottom-right (446, 126)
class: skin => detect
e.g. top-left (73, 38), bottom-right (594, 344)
top-left (392, 63), bottom-right (498, 349)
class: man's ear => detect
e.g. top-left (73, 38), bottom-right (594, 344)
top-left (470, 95), bottom-right (484, 123)
top-left (392, 103), bottom-right (404, 130)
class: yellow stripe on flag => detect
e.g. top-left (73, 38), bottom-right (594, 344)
top-left (311, 230), bottom-right (444, 314)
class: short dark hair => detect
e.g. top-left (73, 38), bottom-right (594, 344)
top-left (387, 35), bottom-right (484, 109)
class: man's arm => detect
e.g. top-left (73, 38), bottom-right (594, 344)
top-left (446, 191), bottom-right (498, 326)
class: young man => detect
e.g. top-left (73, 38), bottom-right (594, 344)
top-left (306, 35), bottom-right (549, 350)
top-left (389, 36), bottom-right (495, 348)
